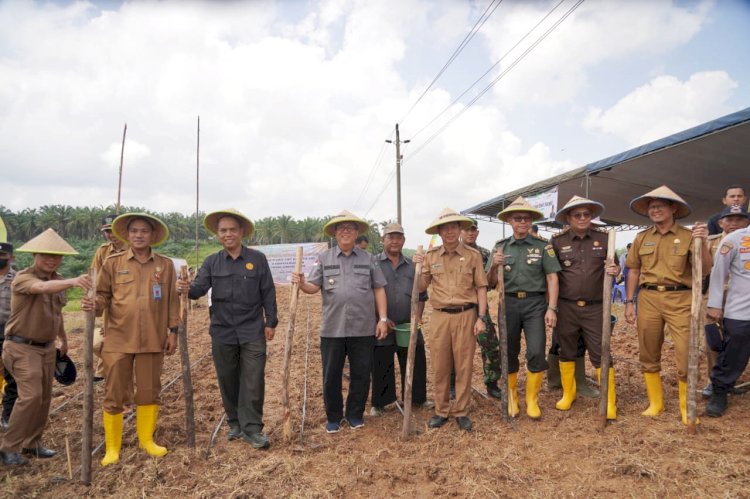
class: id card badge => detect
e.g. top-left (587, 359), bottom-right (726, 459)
top-left (152, 283), bottom-right (162, 300)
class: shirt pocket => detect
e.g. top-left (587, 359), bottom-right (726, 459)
top-left (459, 265), bottom-right (474, 288)
top-left (322, 267), bottom-right (341, 291)
top-left (668, 245), bottom-right (689, 272)
top-left (211, 273), bottom-right (233, 302)
top-left (353, 266), bottom-right (372, 290)
top-left (638, 246), bottom-right (656, 268)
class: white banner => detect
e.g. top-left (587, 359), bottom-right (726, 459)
top-left (526, 186), bottom-right (559, 222)
top-left (251, 242), bottom-right (329, 284)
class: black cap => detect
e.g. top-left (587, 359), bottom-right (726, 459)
top-left (0, 242), bottom-right (13, 254)
top-left (719, 205), bottom-right (750, 220)
top-left (55, 349), bottom-right (77, 386)
top-left (101, 213), bottom-right (117, 229)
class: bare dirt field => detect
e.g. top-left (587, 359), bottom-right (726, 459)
top-left (2, 286), bottom-right (750, 498)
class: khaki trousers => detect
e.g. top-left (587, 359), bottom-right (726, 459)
top-left (102, 351), bottom-right (163, 414)
top-left (93, 327), bottom-right (106, 378)
top-left (0, 342), bottom-right (55, 452)
top-left (637, 289), bottom-right (691, 379)
top-left (429, 308), bottom-right (477, 417)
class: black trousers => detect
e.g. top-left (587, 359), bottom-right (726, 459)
top-left (371, 344), bottom-right (427, 408)
top-left (0, 336), bottom-right (18, 422)
top-left (711, 318), bottom-right (750, 395)
top-left (548, 329), bottom-right (587, 358)
top-left (211, 339), bottom-right (267, 434)
top-left (321, 336), bottom-right (374, 423)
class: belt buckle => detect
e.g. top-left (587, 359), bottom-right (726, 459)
top-left (576, 300), bottom-right (586, 307)
top-left (657, 285), bottom-right (666, 292)
top-left (517, 291), bottom-right (527, 299)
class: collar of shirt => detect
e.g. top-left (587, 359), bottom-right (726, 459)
top-left (438, 242), bottom-right (471, 257)
top-left (508, 236), bottom-right (532, 246)
top-left (335, 245), bottom-right (365, 258)
top-left (648, 224), bottom-right (679, 236)
top-left (125, 247), bottom-right (155, 262)
top-left (220, 246), bottom-right (249, 261)
top-left (571, 229), bottom-right (594, 240)
top-left (30, 265), bottom-right (59, 281)
top-left (378, 251), bottom-right (406, 268)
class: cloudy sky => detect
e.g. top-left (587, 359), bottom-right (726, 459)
top-left (1, 0), bottom-right (748, 248)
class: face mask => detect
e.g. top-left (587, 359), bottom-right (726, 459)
top-left (0, 259), bottom-right (8, 270)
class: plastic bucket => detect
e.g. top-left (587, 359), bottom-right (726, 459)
top-left (394, 323), bottom-right (412, 348)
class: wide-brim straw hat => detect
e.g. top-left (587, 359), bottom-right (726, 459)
top-left (555, 195), bottom-right (605, 223)
top-left (497, 196), bottom-right (545, 223)
top-left (323, 210), bottom-right (371, 237)
top-left (112, 213), bottom-right (169, 247)
top-left (16, 228), bottom-right (78, 256)
top-left (204, 209), bottom-right (255, 239)
top-left (629, 185), bottom-right (691, 219)
top-left (425, 208), bottom-right (474, 235)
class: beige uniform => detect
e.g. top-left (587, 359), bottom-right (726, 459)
top-left (90, 241), bottom-right (127, 377)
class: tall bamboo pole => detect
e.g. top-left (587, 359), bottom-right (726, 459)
top-left (687, 233), bottom-right (704, 434)
top-left (598, 229), bottom-right (616, 428)
top-left (195, 116), bottom-right (200, 268)
top-left (80, 268), bottom-right (96, 485)
top-left (115, 124), bottom-right (127, 215)
top-left (178, 265), bottom-right (196, 447)
top-left (495, 249), bottom-right (511, 424)
top-left (282, 247), bottom-right (304, 441)
top-left (401, 245), bottom-right (423, 438)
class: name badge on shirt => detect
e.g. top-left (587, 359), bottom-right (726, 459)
top-left (152, 283), bottom-right (162, 300)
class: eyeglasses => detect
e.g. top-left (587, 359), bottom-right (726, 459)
top-left (648, 203), bottom-right (670, 211)
top-left (570, 212), bottom-right (592, 219)
top-left (336, 224), bottom-right (359, 233)
top-left (510, 216), bottom-right (532, 223)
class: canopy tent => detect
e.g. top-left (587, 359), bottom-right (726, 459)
top-left (463, 107), bottom-right (750, 228)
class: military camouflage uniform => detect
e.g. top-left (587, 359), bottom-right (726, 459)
top-left (468, 243), bottom-right (500, 385)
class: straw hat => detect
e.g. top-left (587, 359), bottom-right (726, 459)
top-left (204, 209), bottom-right (254, 239)
top-left (497, 196), bottom-right (545, 223)
top-left (323, 210), bottom-right (370, 237)
top-left (112, 213), bottom-right (169, 247)
top-left (425, 208), bottom-right (474, 235)
top-left (555, 195), bottom-right (605, 223)
top-left (629, 185), bottom-right (691, 219)
top-left (16, 228), bottom-right (78, 256)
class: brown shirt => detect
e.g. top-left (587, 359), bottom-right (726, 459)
top-left (551, 228), bottom-right (608, 301)
top-left (626, 224), bottom-right (694, 287)
top-left (91, 241), bottom-right (127, 273)
top-left (5, 266), bottom-right (66, 343)
top-left (96, 248), bottom-right (180, 353)
top-left (421, 243), bottom-right (488, 309)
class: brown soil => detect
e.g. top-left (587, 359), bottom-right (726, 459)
top-left (2, 288), bottom-right (750, 498)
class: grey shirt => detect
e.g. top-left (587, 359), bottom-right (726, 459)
top-left (377, 252), bottom-right (427, 347)
top-left (308, 245), bottom-right (387, 338)
top-left (708, 227), bottom-right (750, 320)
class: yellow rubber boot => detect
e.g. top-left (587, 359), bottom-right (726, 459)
top-left (507, 372), bottom-right (520, 417)
top-left (136, 405), bottom-right (168, 457)
top-left (101, 412), bottom-right (123, 466)
top-left (526, 371), bottom-right (543, 419)
top-left (0, 376), bottom-right (5, 396)
top-left (596, 368), bottom-right (617, 420)
top-left (555, 361), bottom-right (577, 411)
top-left (679, 379), bottom-right (700, 426)
top-left (641, 372), bottom-right (664, 417)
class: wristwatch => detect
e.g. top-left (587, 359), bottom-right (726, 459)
top-left (379, 317), bottom-right (388, 323)
top-left (624, 299), bottom-right (634, 305)
top-left (547, 306), bottom-right (558, 313)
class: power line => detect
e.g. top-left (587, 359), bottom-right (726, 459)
top-left (352, 131), bottom-right (392, 210)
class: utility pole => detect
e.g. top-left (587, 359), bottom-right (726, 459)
top-left (386, 124), bottom-right (410, 225)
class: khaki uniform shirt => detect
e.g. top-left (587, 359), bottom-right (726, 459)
top-left (96, 248), bottom-right (180, 353)
top-left (551, 228), bottom-right (608, 301)
top-left (5, 266), bottom-right (66, 343)
top-left (91, 241), bottom-right (127, 273)
top-left (626, 224), bottom-right (694, 287)
top-left (421, 243), bottom-right (488, 310)
top-left (489, 236), bottom-right (561, 293)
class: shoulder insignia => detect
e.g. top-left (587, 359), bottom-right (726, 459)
top-left (707, 234), bottom-right (722, 240)
top-left (544, 244), bottom-right (555, 257)
top-left (551, 228), bottom-right (569, 238)
top-left (720, 242), bottom-right (733, 255)
top-left (532, 233), bottom-right (548, 242)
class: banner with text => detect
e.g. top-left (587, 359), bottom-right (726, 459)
top-left (251, 242), bottom-right (329, 284)
top-left (526, 186), bottom-right (559, 222)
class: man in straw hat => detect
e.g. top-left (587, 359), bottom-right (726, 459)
top-left (0, 242), bottom-right (18, 432)
top-left (487, 196), bottom-right (561, 419)
top-left (550, 196), bottom-right (620, 419)
top-left (177, 209), bottom-right (277, 449)
top-left (82, 213), bottom-right (179, 465)
top-left (624, 185), bottom-right (711, 424)
top-left (0, 229), bottom-right (91, 466)
top-left (293, 210), bottom-right (388, 433)
top-left (413, 208), bottom-right (488, 431)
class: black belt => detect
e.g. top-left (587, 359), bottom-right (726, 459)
top-left (641, 284), bottom-right (690, 292)
top-left (436, 303), bottom-right (477, 314)
top-left (560, 298), bottom-right (603, 307)
top-left (5, 335), bottom-right (53, 348)
top-left (507, 291), bottom-right (545, 299)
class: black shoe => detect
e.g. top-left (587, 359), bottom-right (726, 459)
top-left (701, 382), bottom-right (713, 399)
top-left (22, 446), bottom-right (57, 458)
top-left (449, 387), bottom-right (456, 400)
top-left (706, 392), bottom-right (728, 417)
top-left (1, 451), bottom-right (28, 466)
top-left (227, 424), bottom-right (242, 441)
top-left (242, 432), bottom-right (270, 449)
top-left (486, 382), bottom-right (502, 400)
top-left (456, 416), bottom-right (473, 431)
top-left (427, 415), bottom-right (449, 429)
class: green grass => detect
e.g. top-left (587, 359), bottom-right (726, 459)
top-left (64, 287), bottom-right (83, 312)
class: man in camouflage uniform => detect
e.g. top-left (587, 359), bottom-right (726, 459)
top-left (0, 242), bottom-right (17, 431)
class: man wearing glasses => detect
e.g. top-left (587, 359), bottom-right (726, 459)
top-left (550, 196), bottom-right (619, 419)
top-left (487, 197), bottom-right (561, 419)
top-left (293, 211), bottom-right (388, 434)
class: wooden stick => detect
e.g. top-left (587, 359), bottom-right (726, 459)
top-left (80, 268), bottom-right (96, 485)
top-left (687, 231), bottom-right (704, 434)
top-left (115, 123), bottom-right (126, 215)
top-left (282, 247), bottom-right (304, 441)
top-left (195, 116), bottom-right (200, 269)
top-left (299, 301), bottom-right (311, 444)
top-left (495, 248), bottom-right (512, 425)
top-left (401, 245), bottom-right (424, 439)
top-left (598, 229), bottom-right (616, 429)
top-left (204, 413), bottom-right (226, 459)
top-left (66, 436), bottom-right (73, 481)
top-left (178, 265), bottom-right (196, 447)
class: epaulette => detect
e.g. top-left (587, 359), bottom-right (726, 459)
top-left (426, 245), bottom-right (442, 253)
top-left (463, 244), bottom-right (481, 255)
top-left (707, 233), bottom-right (722, 240)
top-left (493, 237), bottom-right (510, 248)
top-left (551, 228), bottom-right (570, 238)
top-left (532, 233), bottom-right (548, 242)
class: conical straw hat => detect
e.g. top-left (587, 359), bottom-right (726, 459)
top-left (112, 213), bottom-right (170, 247)
top-left (425, 208), bottom-right (474, 235)
top-left (16, 228), bottom-right (78, 256)
top-left (629, 185), bottom-right (691, 219)
top-left (555, 195), bottom-right (605, 222)
top-left (323, 210), bottom-right (370, 237)
top-left (497, 196), bottom-right (545, 223)
top-left (204, 209), bottom-right (254, 239)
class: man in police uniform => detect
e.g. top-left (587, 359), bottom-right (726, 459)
top-left (0, 242), bottom-right (17, 431)
top-left (370, 223), bottom-right (429, 415)
top-left (550, 196), bottom-right (619, 419)
top-left (705, 205), bottom-right (750, 416)
top-left (293, 211), bottom-right (388, 433)
top-left (414, 208), bottom-right (487, 431)
top-left (487, 197), bottom-right (560, 419)
top-left (1, 229), bottom-right (91, 466)
top-left (460, 219), bottom-right (501, 399)
top-left (82, 213), bottom-right (180, 465)
top-left (625, 186), bottom-right (711, 425)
